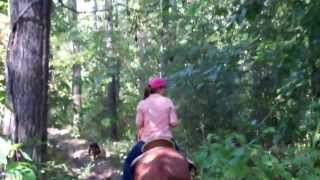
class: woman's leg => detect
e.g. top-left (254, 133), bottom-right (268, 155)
top-left (170, 138), bottom-right (196, 171)
top-left (122, 141), bottom-right (145, 180)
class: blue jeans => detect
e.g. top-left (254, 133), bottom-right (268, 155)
top-left (122, 139), bottom-right (180, 180)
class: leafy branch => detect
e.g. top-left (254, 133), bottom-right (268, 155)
top-left (57, 0), bottom-right (126, 14)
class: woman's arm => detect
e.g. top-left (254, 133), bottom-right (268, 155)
top-left (135, 128), bottom-right (143, 141)
top-left (169, 100), bottom-right (178, 127)
top-left (135, 103), bottom-right (144, 141)
top-left (136, 108), bottom-right (144, 129)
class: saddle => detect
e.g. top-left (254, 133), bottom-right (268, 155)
top-left (131, 139), bottom-right (196, 173)
top-left (142, 139), bottom-right (174, 152)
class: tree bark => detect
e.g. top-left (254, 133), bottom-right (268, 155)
top-left (107, 75), bottom-right (119, 139)
top-left (310, 37), bottom-right (320, 98)
top-left (251, 63), bottom-right (272, 123)
top-left (136, 23), bottom-right (148, 90)
top-left (159, 0), bottom-right (177, 77)
top-left (5, 0), bottom-right (50, 163)
top-left (105, 0), bottom-right (119, 139)
top-left (311, 67), bottom-right (320, 98)
top-left (105, 0), bottom-right (113, 49)
top-left (159, 0), bottom-right (170, 76)
top-left (92, 0), bottom-right (98, 30)
top-left (170, 0), bottom-right (177, 47)
top-left (137, 31), bottom-right (147, 64)
top-left (69, 0), bottom-right (81, 136)
top-left (72, 63), bottom-right (81, 134)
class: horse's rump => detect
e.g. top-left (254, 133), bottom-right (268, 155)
top-left (133, 147), bottom-right (191, 180)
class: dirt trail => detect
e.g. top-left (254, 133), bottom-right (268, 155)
top-left (48, 127), bottom-right (122, 180)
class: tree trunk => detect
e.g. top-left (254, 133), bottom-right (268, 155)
top-left (306, 1), bottom-right (320, 98)
top-left (310, 39), bottom-right (320, 98)
top-left (107, 75), bottom-right (119, 139)
top-left (69, 0), bottom-right (81, 136)
top-left (105, 0), bottom-right (113, 49)
top-left (159, 0), bottom-right (170, 76)
top-left (251, 63), bottom-right (271, 123)
top-left (170, 0), bottom-right (177, 47)
top-left (92, 0), bottom-right (98, 30)
top-left (105, 0), bottom-right (119, 139)
top-left (72, 63), bottom-right (81, 134)
top-left (5, 0), bottom-right (50, 163)
top-left (136, 24), bottom-right (148, 90)
top-left (137, 31), bottom-right (147, 64)
top-left (311, 68), bottom-right (320, 98)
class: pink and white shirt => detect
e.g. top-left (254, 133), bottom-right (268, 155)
top-left (136, 94), bottom-right (178, 142)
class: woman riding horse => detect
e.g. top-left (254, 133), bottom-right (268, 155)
top-left (122, 77), bottom-right (185, 180)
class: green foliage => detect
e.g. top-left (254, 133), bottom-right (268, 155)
top-left (195, 133), bottom-right (320, 180)
top-left (0, 136), bottom-right (11, 165)
top-left (6, 162), bottom-right (37, 180)
top-left (0, 137), bottom-right (36, 180)
top-left (42, 161), bottom-right (77, 180)
top-left (105, 140), bottom-right (131, 161)
top-left (47, 1), bottom-right (320, 178)
top-left (2, 0), bottom-right (320, 178)
top-left (0, 0), bottom-right (7, 14)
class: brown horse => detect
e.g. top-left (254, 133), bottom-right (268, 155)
top-left (133, 147), bottom-right (191, 180)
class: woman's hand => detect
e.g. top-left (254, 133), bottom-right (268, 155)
top-left (135, 128), bottom-right (142, 142)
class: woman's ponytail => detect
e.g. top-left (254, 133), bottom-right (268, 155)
top-left (144, 85), bottom-right (151, 99)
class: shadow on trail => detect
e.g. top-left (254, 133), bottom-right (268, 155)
top-left (48, 127), bottom-right (122, 180)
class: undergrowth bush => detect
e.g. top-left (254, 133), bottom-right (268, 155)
top-left (0, 137), bottom-right (36, 180)
top-left (194, 133), bottom-right (320, 180)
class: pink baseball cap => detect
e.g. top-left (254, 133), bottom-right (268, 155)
top-left (148, 76), bottom-right (166, 89)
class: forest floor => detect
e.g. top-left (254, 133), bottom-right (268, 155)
top-left (47, 127), bottom-right (122, 180)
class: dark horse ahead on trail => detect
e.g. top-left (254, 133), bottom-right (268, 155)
top-left (131, 139), bottom-right (191, 180)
